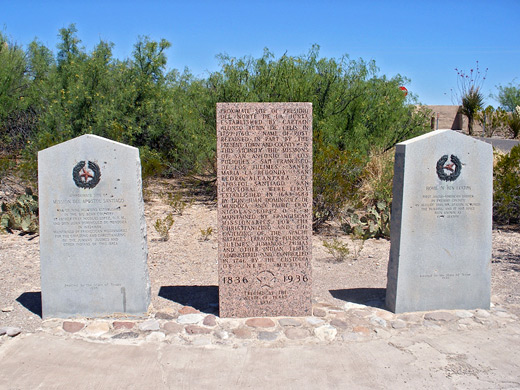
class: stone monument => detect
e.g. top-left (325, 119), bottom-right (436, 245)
top-left (386, 130), bottom-right (492, 313)
top-left (38, 134), bottom-right (150, 318)
top-left (217, 103), bottom-right (313, 317)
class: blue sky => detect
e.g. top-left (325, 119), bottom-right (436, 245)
top-left (2, 0), bottom-right (519, 107)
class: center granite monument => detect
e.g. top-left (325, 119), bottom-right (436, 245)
top-left (217, 103), bottom-right (313, 317)
top-left (38, 134), bottom-right (150, 318)
top-left (386, 130), bottom-right (492, 313)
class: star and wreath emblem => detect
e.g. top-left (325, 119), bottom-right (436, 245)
top-left (436, 154), bottom-right (462, 182)
top-left (72, 161), bottom-right (101, 189)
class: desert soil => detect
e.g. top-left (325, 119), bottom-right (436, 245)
top-left (0, 178), bottom-right (519, 333)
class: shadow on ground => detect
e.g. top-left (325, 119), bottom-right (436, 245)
top-left (16, 291), bottom-right (42, 318)
top-left (329, 288), bottom-right (386, 309)
top-left (158, 285), bottom-right (218, 315)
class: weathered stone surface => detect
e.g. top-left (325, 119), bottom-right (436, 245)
top-left (352, 326), bottom-right (371, 336)
top-left (314, 325), bottom-right (337, 341)
top-left (424, 311), bottom-right (458, 322)
top-left (306, 317), bottom-right (324, 326)
top-left (178, 306), bottom-right (200, 315)
top-left (278, 318), bottom-right (301, 327)
top-left (284, 328), bottom-right (310, 340)
top-left (330, 319), bottom-right (349, 329)
top-left (370, 316), bottom-right (387, 327)
top-left (113, 321), bottom-right (135, 330)
top-left (312, 308), bottom-right (327, 317)
top-left (38, 135), bottom-right (150, 318)
top-left (391, 320), bottom-right (407, 329)
top-left (0, 327), bottom-right (21, 337)
top-left (112, 332), bottom-right (139, 339)
top-left (203, 315), bottom-right (217, 327)
top-left (177, 314), bottom-right (205, 324)
top-left (1, 306), bottom-right (14, 312)
top-left (245, 318), bottom-right (276, 328)
top-left (155, 312), bottom-right (175, 320)
top-left (63, 321), bottom-right (84, 333)
top-left (214, 330), bottom-right (229, 340)
top-left (475, 309), bottom-right (491, 318)
top-left (258, 331), bottom-right (279, 341)
top-left (455, 310), bottom-right (474, 318)
top-left (185, 325), bottom-right (212, 335)
top-left (386, 130), bottom-right (492, 313)
top-left (139, 319), bottom-right (160, 331)
top-left (162, 322), bottom-right (183, 334)
top-left (232, 327), bottom-right (252, 339)
top-left (217, 103), bottom-right (313, 318)
top-left (84, 322), bottom-right (110, 336)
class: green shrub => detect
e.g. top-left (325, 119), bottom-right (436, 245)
top-left (154, 213), bottom-right (174, 241)
top-left (494, 145), bottom-right (520, 224)
top-left (341, 200), bottom-right (391, 239)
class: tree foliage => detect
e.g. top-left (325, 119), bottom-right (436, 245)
top-left (496, 82), bottom-right (520, 112)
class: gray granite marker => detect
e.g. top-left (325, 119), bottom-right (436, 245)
top-left (38, 135), bottom-right (150, 318)
top-left (386, 130), bottom-right (492, 313)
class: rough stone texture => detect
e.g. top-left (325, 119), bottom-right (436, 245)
top-left (258, 331), bottom-right (279, 341)
top-left (0, 327), bottom-right (21, 337)
top-left (178, 306), bottom-right (200, 315)
top-left (386, 130), bottom-right (492, 313)
top-left (352, 326), bottom-right (371, 336)
top-left (139, 319), bottom-right (160, 331)
top-left (424, 311), bottom-right (458, 322)
top-left (312, 308), bottom-right (327, 317)
top-left (245, 318), bottom-right (276, 328)
top-left (112, 332), bottom-right (139, 339)
top-left (162, 322), bottom-right (183, 334)
top-left (330, 319), bottom-right (349, 329)
top-left (177, 314), bottom-right (205, 324)
top-left (232, 327), bottom-right (252, 339)
top-left (306, 317), bottom-right (324, 326)
top-left (1, 306), bottom-right (14, 312)
top-left (278, 318), bottom-right (301, 327)
top-left (370, 316), bottom-right (387, 328)
top-left (185, 325), bottom-right (212, 335)
top-left (391, 320), bottom-right (407, 329)
top-left (203, 315), bottom-right (217, 327)
top-left (314, 325), bottom-right (337, 341)
top-left (284, 328), bottom-right (310, 340)
top-left (217, 103), bottom-right (313, 318)
top-left (84, 322), bottom-right (110, 336)
top-left (475, 309), bottom-right (491, 318)
top-left (155, 312), bottom-right (175, 320)
top-left (113, 321), bottom-right (135, 330)
top-left (455, 310), bottom-right (474, 318)
top-left (63, 321), bottom-right (85, 333)
top-left (145, 332), bottom-right (166, 342)
top-left (38, 135), bottom-right (150, 319)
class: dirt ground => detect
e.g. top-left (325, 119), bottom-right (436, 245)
top-left (0, 177), bottom-right (519, 332)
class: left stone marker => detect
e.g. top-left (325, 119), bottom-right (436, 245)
top-left (38, 135), bottom-right (150, 318)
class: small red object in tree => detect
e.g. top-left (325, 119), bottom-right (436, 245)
top-left (399, 86), bottom-right (408, 96)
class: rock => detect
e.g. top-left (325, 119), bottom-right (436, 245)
top-left (214, 330), bottom-right (229, 340)
top-left (423, 320), bottom-right (441, 329)
top-left (112, 332), bottom-right (140, 340)
top-left (344, 302), bottom-right (366, 310)
top-left (370, 316), bottom-right (387, 327)
top-left (145, 332), bottom-right (166, 342)
top-left (113, 321), bottom-right (135, 330)
top-left (278, 318), bottom-right (301, 327)
top-left (284, 328), bottom-right (310, 340)
top-left (185, 325), bottom-right (212, 335)
top-left (312, 308), bottom-right (327, 317)
top-left (178, 306), bottom-right (200, 315)
top-left (84, 322), bottom-right (110, 336)
top-left (177, 314), bottom-right (205, 324)
top-left (424, 312), bottom-right (457, 322)
top-left (495, 311), bottom-right (511, 318)
top-left (203, 315), bottom-right (217, 327)
top-left (374, 328), bottom-right (391, 338)
top-left (374, 310), bottom-right (394, 321)
top-left (258, 331), bottom-right (279, 341)
top-left (232, 327), bottom-right (252, 339)
top-left (155, 312), bottom-right (175, 320)
top-left (330, 318), bottom-right (349, 329)
top-left (352, 326), bottom-right (371, 336)
top-left (398, 313), bottom-right (422, 322)
top-left (63, 321), bottom-right (85, 333)
top-left (0, 327), bottom-right (21, 337)
top-left (314, 325), bottom-right (337, 341)
top-left (42, 319), bottom-right (62, 329)
top-left (455, 310), bottom-right (473, 319)
top-left (1, 306), bottom-right (14, 312)
top-left (139, 319), bottom-right (160, 331)
top-left (475, 309), bottom-right (491, 318)
top-left (391, 320), bottom-right (407, 329)
top-left (342, 332), bottom-right (362, 341)
top-left (306, 317), bottom-right (324, 326)
top-left (245, 318), bottom-right (275, 328)
top-left (162, 322), bottom-right (183, 334)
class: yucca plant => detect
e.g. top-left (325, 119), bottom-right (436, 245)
top-left (460, 86), bottom-right (485, 135)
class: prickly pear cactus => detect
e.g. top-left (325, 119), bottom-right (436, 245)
top-left (0, 188), bottom-right (39, 234)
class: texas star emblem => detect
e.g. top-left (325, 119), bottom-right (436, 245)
top-left (72, 161), bottom-right (101, 189)
top-left (436, 154), bottom-right (462, 182)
